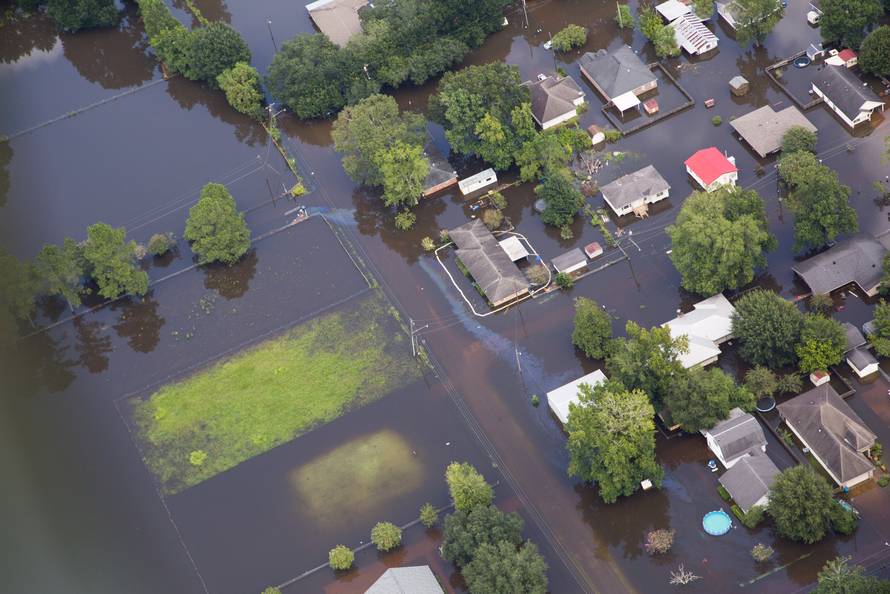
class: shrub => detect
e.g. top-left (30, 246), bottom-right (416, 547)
top-left (261, 588), bottom-right (282, 594)
top-left (184, 183), bottom-right (251, 265)
top-left (560, 225), bottom-right (573, 240)
top-left (525, 263), bottom-right (549, 285)
top-left (776, 373), bottom-right (802, 394)
top-left (531, 394), bottom-right (540, 407)
top-left (551, 24), bottom-right (588, 52)
top-left (871, 442), bottom-right (883, 462)
top-left (615, 4), bottom-right (633, 29)
top-left (731, 504), bottom-right (745, 522)
top-left (604, 129), bottom-right (622, 143)
top-left (147, 232), bottom-right (175, 257)
top-left (712, 115), bottom-right (722, 126)
top-left (879, 476), bottom-right (889, 488)
top-left (742, 505), bottom-right (765, 529)
top-left (717, 484), bottom-right (731, 501)
top-left (394, 210), bottom-right (416, 231)
top-left (419, 503), bottom-right (437, 528)
top-left (644, 529), bottom-right (674, 554)
top-left (808, 293), bottom-right (833, 315)
top-left (751, 543), bottom-right (774, 563)
top-left (445, 462), bottom-right (493, 511)
top-left (421, 237), bottom-right (435, 251)
top-left (555, 272), bottom-right (573, 289)
top-left (482, 208), bottom-right (503, 230)
top-left (829, 502), bottom-right (858, 535)
top-left (488, 191), bottom-right (507, 210)
top-left (328, 545), bottom-right (354, 570)
top-left (438, 229), bottom-right (450, 242)
top-left (370, 521), bottom-right (402, 551)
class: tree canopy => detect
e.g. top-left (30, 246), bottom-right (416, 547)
top-left (665, 367), bottom-right (755, 432)
top-left (812, 556), bottom-right (890, 594)
top-left (767, 466), bottom-right (835, 543)
top-left (781, 126), bottom-right (818, 154)
top-left (550, 24), bottom-right (588, 52)
top-left (35, 239), bottom-right (87, 311)
top-left (607, 321), bottom-right (687, 409)
top-left (184, 183), bottom-right (251, 265)
top-left (377, 141), bottom-right (429, 208)
top-left (47, 0), bottom-right (118, 32)
top-left (83, 223), bottom-right (149, 300)
top-left (566, 380), bottom-right (663, 503)
top-left (734, 0), bottom-right (784, 46)
top-left (462, 540), bottom-right (548, 594)
top-left (796, 314), bottom-right (846, 373)
top-left (183, 23), bottom-right (251, 87)
top-left (217, 63), bottom-right (264, 120)
top-left (441, 504), bottom-right (524, 567)
top-left (860, 26), bottom-right (890, 76)
top-left (536, 169), bottom-right (584, 228)
top-left (667, 187), bottom-right (776, 295)
top-left (732, 289), bottom-right (803, 368)
top-left (869, 300), bottom-right (890, 357)
top-left (639, 7), bottom-right (680, 57)
top-left (744, 366), bottom-right (778, 398)
top-left (572, 297), bottom-right (613, 359)
top-left (820, 0), bottom-right (883, 48)
top-left (0, 250), bottom-right (39, 323)
top-left (445, 461), bottom-right (494, 512)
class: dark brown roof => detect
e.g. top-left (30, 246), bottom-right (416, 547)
top-left (778, 384), bottom-right (876, 484)
top-left (528, 76), bottom-right (584, 125)
top-left (449, 220), bottom-right (528, 305)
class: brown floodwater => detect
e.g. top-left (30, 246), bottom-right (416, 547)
top-left (3, 0), bottom-right (890, 592)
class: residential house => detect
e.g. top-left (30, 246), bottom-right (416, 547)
top-left (670, 13), bottom-right (719, 56)
top-left (701, 408), bottom-right (767, 468)
top-left (579, 46), bottom-right (657, 114)
top-left (449, 220), bottom-right (529, 307)
top-left (792, 232), bottom-right (890, 296)
top-left (552, 249), bottom-right (587, 274)
top-left (528, 75), bottom-right (586, 129)
top-left (600, 164), bottom-right (670, 217)
top-left (718, 454), bottom-right (780, 512)
top-left (838, 48), bottom-right (858, 68)
top-left (684, 147), bottom-right (737, 192)
top-left (656, 0), bottom-right (691, 22)
top-left (365, 565), bottom-right (444, 594)
top-left (662, 293), bottom-right (736, 369)
top-left (458, 168), bottom-right (497, 195)
top-left (306, 0), bottom-right (368, 46)
top-left (422, 146), bottom-right (457, 198)
top-left (729, 105), bottom-right (817, 157)
top-left (812, 66), bottom-right (885, 129)
top-left (547, 369), bottom-right (607, 425)
top-left (840, 322), bottom-right (879, 377)
top-left (717, 0), bottom-right (780, 31)
top-left (778, 384), bottom-right (877, 488)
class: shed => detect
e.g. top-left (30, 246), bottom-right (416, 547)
top-left (458, 169), bottom-right (497, 195)
top-left (306, 0), bottom-right (368, 46)
top-left (498, 236), bottom-right (529, 262)
top-left (728, 75), bottom-right (749, 96)
top-left (847, 347), bottom-right (879, 378)
top-left (670, 13), bottom-right (719, 56)
top-left (587, 124), bottom-right (606, 145)
top-left (838, 48), bottom-right (858, 68)
top-left (552, 248), bottom-right (587, 274)
top-left (729, 105), bottom-right (817, 157)
top-left (701, 408), bottom-right (767, 468)
top-left (600, 164), bottom-right (670, 217)
top-left (547, 369), bottom-right (607, 425)
top-left (718, 454), bottom-right (780, 512)
top-left (643, 98), bottom-right (659, 114)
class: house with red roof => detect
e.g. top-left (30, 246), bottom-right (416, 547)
top-left (838, 48), bottom-right (857, 68)
top-left (684, 147), bottom-right (738, 192)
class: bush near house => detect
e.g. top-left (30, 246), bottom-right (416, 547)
top-left (328, 545), bottom-right (354, 570)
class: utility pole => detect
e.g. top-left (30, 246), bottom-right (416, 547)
top-left (409, 318), bottom-right (429, 358)
top-left (521, 0), bottom-right (529, 29)
top-left (616, 1), bottom-right (623, 28)
top-left (267, 20), bottom-right (278, 53)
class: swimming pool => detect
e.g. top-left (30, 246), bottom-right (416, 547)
top-left (703, 510), bottom-right (732, 535)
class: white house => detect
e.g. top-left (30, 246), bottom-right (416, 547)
top-left (546, 369), bottom-right (607, 425)
top-left (812, 66), bottom-right (885, 129)
top-left (662, 293), bottom-right (736, 369)
top-left (670, 13), bottom-right (718, 56)
top-left (656, 0), bottom-right (691, 22)
top-left (684, 147), bottom-right (737, 192)
top-left (599, 165), bottom-right (670, 218)
top-left (458, 168), bottom-right (497, 195)
top-left (847, 348), bottom-right (879, 378)
top-left (527, 75), bottom-right (585, 130)
top-left (718, 454), bottom-right (780, 512)
top-left (701, 408), bottom-right (767, 468)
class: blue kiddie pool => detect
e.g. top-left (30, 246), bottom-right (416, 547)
top-left (703, 510), bottom-right (732, 536)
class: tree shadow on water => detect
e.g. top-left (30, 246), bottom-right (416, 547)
top-left (202, 249), bottom-right (258, 300)
top-left (112, 294), bottom-right (165, 354)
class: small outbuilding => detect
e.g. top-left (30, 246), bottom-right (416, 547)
top-left (728, 75), bottom-right (749, 96)
top-left (458, 168), bottom-right (497, 195)
top-left (547, 369), bottom-right (607, 425)
top-left (599, 164), bottom-right (670, 218)
top-left (685, 147), bottom-right (737, 192)
top-left (847, 347), bottom-right (879, 378)
top-left (643, 99), bottom-right (659, 115)
top-left (552, 248), bottom-right (588, 274)
top-left (701, 408), bottom-right (767, 468)
top-left (422, 146), bottom-right (458, 197)
top-left (498, 236), bottom-right (529, 262)
top-left (587, 124), bottom-right (606, 145)
top-left (837, 48), bottom-right (858, 68)
top-left (656, 0), bottom-right (691, 22)
top-left (718, 454), bottom-right (780, 512)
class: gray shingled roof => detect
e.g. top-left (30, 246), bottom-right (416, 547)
top-left (792, 233), bottom-right (889, 295)
top-left (729, 105), bottom-right (817, 157)
top-left (842, 322), bottom-right (867, 352)
top-left (848, 347), bottom-right (877, 372)
top-left (528, 75), bottom-right (584, 125)
top-left (718, 454), bottom-right (780, 512)
top-left (600, 165), bottom-right (670, 211)
top-left (450, 220), bottom-right (528, 305)
top-left (778, 384), bottom-right (876, 485)
top-left (579, 46), bottom-right (656, 100)
top-left (706, 409), bottom-right (767, 464)
top-left (813, 65), bottom-right (883, 122)
top-left (365, 565), bottom-right (444, 594)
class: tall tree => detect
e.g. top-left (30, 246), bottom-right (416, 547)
top-left (332, 94), bottom-right (426, 187)
top-left (796, 314), bottom-right (846, 373)
top-left (47, 0), bottom-right (118, 32)
top-left (83, 223), bottom-right (148, 300)
top-left (812, 556), bottom-right (890, 594)
top-left (440, 504), bottom-right (524, 566)
top-left (667, 187), bottom-right (776, 295)
top-left (607, 321), bottom-right (687, 409)
top-left (217, 62), bottom-right (264, 120)
top-left (744, 366), bottom-right (778, 398)
top-left (767, 466), bottom-right (835, 543)
top-left (376, 141), bottom-right (429, 208)
top-left (820, 0), bottom-right (883, 48)
top-left (665, 367), bottom-right (755, 432)
top-left (463, 541), bottom-right (549, 594)
top-left (445, 462), bottom-right (493, 512)
top-left (536, 168), bottom-right (584, 228)
top-left (734, 0), bottom-right (783, 46)
top-left (183, 22), bottom-right (251, 87)
top-left (732, 289), bottom-right (803, 368)
top-left (860, 26), bottom-right (890, 76)
top-left (572, 297), bottom-right (613, 359)
top-left (184, 183), bottom-right (251, 265)
top-left (869, 300), bottom-right (890, 357)
top-left (35, 239), bottom-right (88, 311)
top-left (566, 381), bottom-right (663, 503)
top-left (694, 0), bottom-right (715, 18)
top-left (781, 126), bottom-right (818, 154)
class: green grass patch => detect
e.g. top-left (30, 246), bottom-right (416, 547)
top-left (717, 484), bottom-right (731, 501)
top-left (133, 292), bottom-right (420, 494)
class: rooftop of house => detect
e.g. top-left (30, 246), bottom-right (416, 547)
top-left (546, 369), bottom-right (607, 425)
top-left (842, 322), bottom-right (867, 352)
top-left (685, 147), bottom-right (737, 186)
top-left (848, 346), bottom-right (878, 371)
top-left (528, 75), bottom-right (584, 124)
top-left (670, 13), bottom-right (718, 54)
top-left (778, 384), bottom-right (877, 484)
top-left (449, 219), bottom-right (528, 305)
top-left (813, 65), bottom-right (884, 122)
top-left (306, 0), bottom-right (368, 46)
top-left (656, 0), bottom-right (691, 21)
top-left (718, 454), bottom-right (780, 512)
top-left (703, 408), bottom-right (767, 464)
top-left (579, 46), bottom-right (656, 99)
top-left (422, 145), bottom-right (457, 193)
top-left (599, 164), bottom-right (670, 210)
top-left (792, 232), bottom-right (890, 295)
top-left (552, 248), bottom-right (587, 272)
top-left (729, 105), bottom-right (817, 157)
top-left (662, 293), bottom-right (736, 369)
top-left (365, 565), bottom-right (444, 594)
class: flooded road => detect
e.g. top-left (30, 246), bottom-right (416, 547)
top-left (3, 0), bottom-right (890, 593)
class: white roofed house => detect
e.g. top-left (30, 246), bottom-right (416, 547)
top-left (599, 165), bottom-right (670, 218)
top-left (527, 75), bottom-right (586, 130)
top-left (547, 369), bottom-right (607, 425)
top-left (812, 66), bottom-right (885, 129)
top-left (702, 408), bottom-right (767, 468)
top-left (670, 13), bottom-right (719, 55)
top-left (662, 293), bottom-right (736, 369)
top-left (842, 322), bottom-right (879, 378)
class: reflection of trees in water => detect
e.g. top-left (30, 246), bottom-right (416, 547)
top-left (61, 7), bottom-right (155, 90)
top-left (0, 141), bottom-right (11, 209)
top-left (4, 328), bottom-right (78, 395)
top-left (0, 11), bottom-right (56, 64)
top-left (74, 317), bottom-right (112, 373)
top-left (112, 294), bottom-right (165, 353)
top-left (202, 249), bottom-right (257, 299)
top-left (171, 0), bottom-right (231, 26)
top-left (166, 76), bottom-right (266, 147)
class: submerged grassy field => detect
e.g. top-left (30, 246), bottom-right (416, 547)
top-left (133, 292), bottom-right (419, 494)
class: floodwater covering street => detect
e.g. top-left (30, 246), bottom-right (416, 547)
top-left (3, 0), bottom-right (890, 593)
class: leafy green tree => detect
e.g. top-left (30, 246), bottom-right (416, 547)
top-left (441, 504), bottom-right (524, 567)
top-left (419, 502), bottom-right (438, 528)
top-left (639, 6), bottom-right (662, 39)
top-left (370, 521), bottom-right (402, 551)
top-left (812, 556), bottom-right (890, 594)
top-left (183, 23), bottom-right (251, 87)
top-left (147, 233), bottom-right (174, 257)
top-left (394, 210), bottom-right (416, 230)
top-left (47, 0), bottom-right (118, 32)
top-left (551, 24), bottom-right (588, 52)
top-left (732, 289), bottom-right (803, 368)
top-left (83, 223), bottom-right (149, 299)
top-left (475, 112), bottom-right (517, 171)
top-left (767, 466), bottom-right (835, 543)
top-left (572, 297), bottom-right (612, 359)
top-left (665, 367), bottom-right (755, 432)
top-left (332, 94), bottom-right (426, 187)
top-left (667, 187), bottom-right (776, 295)
top-left (869, 300), bottom-right (890, 357)
top-left (781, 126), bottom-right (818, 154)
top-left (744, 365), bottom-right (778, 398)
top-left (217, 63), bottom-right (264, 120)
top-left (514, 129), bottom-right (572, 182)
top-left (776, 373), bottom-right (803, 395)
top-left (652, 25), bottom-right (680, 58)
top-left (376, 142), bottom-right (429, 208)
top-left (0, 250), bottom-right (40, 323)
top-left (615, 4), bottom-right (634, 29)
top-left (35, 239), bottom-right (87, 311)
top-left (860, 26), bottom-right (890, 76)
top-left (829, 500), bottom-right (859, 535)
top-left (445, 461), bottom-right (493, 512)
top-left (820, 0), bottom-right (883, 48)
top-left (566, 381), bottom-right (663, 503)
top-left (184, 183), bottom-right (251, 265)
top-left (734, 0), bottom-right (784, 46)
top-left (607, 321), bottom-right (687, 409)
top-left (694, 0), bottom-right (715, 18)
top-left (463, 540), bottom-right (548, 594)
top-left (536, 169), bottom-right (584, 228)
top-left (328, 544), bottom-right (354, 570)
top-left (796, 314), bottom-right (846, 373)
top-left (136, 0), bottom-right (182, 42)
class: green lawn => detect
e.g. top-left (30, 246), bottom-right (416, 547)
top-left (133, 293), bottom-right (419, 494)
